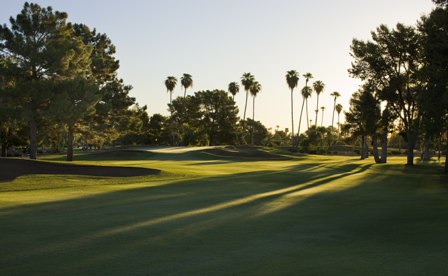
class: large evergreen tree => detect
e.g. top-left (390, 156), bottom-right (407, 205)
top-left (350, 23), bottom-right (423, 166)
top-left (0, 2), bottom-right (86, 159)
top-left (421, 4), bottom-right (448, 171)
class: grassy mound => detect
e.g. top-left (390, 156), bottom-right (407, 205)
top-left (202, 146), bottom-right (290, 160)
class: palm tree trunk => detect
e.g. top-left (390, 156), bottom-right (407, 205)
top-left (321, 109), bottom-right (324, 127)
top-left (184, 88), bottom-right (187, 97)
top-left (251, 96), bottom-right (255, 145)
top-left (169, 91), bottom-right (172, 105)
top-left (243, 90), bottom-right (249, 121)
top-left (290, 89), bottom-right (295, 149)
top-left (332, 98), bottom-right (336, 129)
top-left (306, 99), bottom-right (309, 130)
top-left (297, 98), bottom-right (305, 147)
top-left (315, 95), bottom-right (319, 126)
top-left (67, 123), bottom-right (74, 161)
top-left (338, 113), bottom-right (340, 132)
top-left (29, 118), bottom-right (37, 159)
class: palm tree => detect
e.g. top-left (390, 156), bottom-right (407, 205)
top-left (303, 73), bottom-right (313, 129)
top-left (285, 70), bottom-right (299, 147)
top-left (250, 81), bottom-right (262, 145)
top-left (228, 82), bottom-right (239, 101)
top-left (241, 72), bottom-right (255, 121)
top-left (180, 73), bottom-right (193, 97)
top-left (298, 86), bottom-right (312, 140)
top-left (320, 106), bottom-right (326, 126)
top-left (164, 76), bottom-right (177, 105)
top-left (304, 86), bottom-right (313, 130)
top-left (335, 103), bottom-right (343, 132)
top-left (330, 91), bottom-right (341, 129)
top-left (313, 80), bottom-right (325, 127)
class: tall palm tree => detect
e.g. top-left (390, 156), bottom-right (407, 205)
top-left (298, 86), bottom-right (312, 140)
top-left (304, 86), bottom-right (313, 130)
top-left (330, 91), bottom-right (341, 129)
top-left (164, 76), bottom-right (177, 105)
top-left (180, 73), bottom-right (193, 97)
top-left (285, 70), bottom-right (299, 147)
top-left (303, 73), bottom-right (313, 129)
top-left (228, 82), bottom-right (239, 101)
top-left (241, 72), bottom-right (255, 121)
top-left (320, 106), bottom-right (326, 126)
top-left (250, 81), bottom-right (262, 145)
top-left (335, 103), bottom-right (343, 132)
top-left (313, 80), bottom-right (325, 127)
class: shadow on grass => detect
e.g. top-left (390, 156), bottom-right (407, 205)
top-left (0, 158), bottom-right (160, 182)
top-left (1, 160), bottom-right (447, 275)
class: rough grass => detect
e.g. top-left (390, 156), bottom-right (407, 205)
top-left (0, 148), bottom-right (447, 275)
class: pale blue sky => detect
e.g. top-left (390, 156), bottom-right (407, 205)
top-left (1, 1), bottom-right (435, 131)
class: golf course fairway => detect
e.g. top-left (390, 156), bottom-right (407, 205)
top-left (1, 148), bottom-right (447, 275)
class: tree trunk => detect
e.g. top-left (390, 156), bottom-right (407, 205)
top-left (184, 88), bottom-right (187, 98)
top-left (445, 131), bottom-right (448, 173)
top-left (380, 131), bottom-right (388, 163)
top-left (422, 138), bottom-right (431, 161)
top-left (372, 134), bottom-right (381, 163)
top-left (305, 99), bottom-right (309, 130)
top-left (0, 127), bottom-right (2, 157)
top-left (445, 148), bottom-right (448, 173)
top-left (67, 124), bottom-right (74, 161)
top-left (1, 142), bottom-right (6, 157)
top-left (364, 138), bottom-right (369, 159)
top-left (321, 110), bottom-right (324, 126)
top-left (338, 114), bottom-right (340, 133)
top-left (360, 135), bottom-right (366, 160)
top-left (251, 96), bottom-right (255, 145)
top-left (332, 98), bottom-right (336, 129)
top-left (297, 98), bottom-right (305, 149)
top-left (290, 89), bottom-right (295, 150)
top-left (29, 118), bottom-right (38, 159)
top-left (243, 90), bottom-right (249, 121)
top-left (406, 130), bottom-right (416, 166)
top-left (315, 95), bottom-right (319, 127)
top-left (170, 91), bottom-right (172, 105)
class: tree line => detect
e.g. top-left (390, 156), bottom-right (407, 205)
top-left (1, 1), bottom-right (447, 172)
top-left (0, 2), bottom-right (146, 161)
top-left (345, 0), bottom-right (448, 171)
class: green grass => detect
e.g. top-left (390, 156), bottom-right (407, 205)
top-left (1, 149), bottom-right (447, 275)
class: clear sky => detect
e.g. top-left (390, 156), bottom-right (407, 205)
top-left (1, 0), bottom-right (435, 132)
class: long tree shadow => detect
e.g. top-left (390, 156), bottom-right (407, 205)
top-left (0, 158), bottom-right (160, 182)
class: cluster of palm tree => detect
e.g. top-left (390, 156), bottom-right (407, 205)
top-left (164, 71), bottom-right (343, 148)
top-left (227, 73), bottom-right (262, 144)
top-left (164, 73), bottom-right (193, 104)
top-left (285, 71), bottom-right (343, 148)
